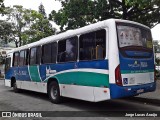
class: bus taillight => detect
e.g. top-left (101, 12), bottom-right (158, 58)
top-left (115, 65), bottom-right (122, 86)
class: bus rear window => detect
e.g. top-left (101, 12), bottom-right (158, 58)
top-left (117, 24), bottom-right (153, 49)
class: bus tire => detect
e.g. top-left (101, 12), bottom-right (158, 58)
top-left (13, 81), bottom-right (20, 93)
top-left (48, 81), bottom-right (62, 104)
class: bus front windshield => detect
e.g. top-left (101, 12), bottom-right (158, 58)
top-left (117, 23), bottom-right (153, 50)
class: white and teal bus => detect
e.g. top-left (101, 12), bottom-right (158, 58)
top-left (5, 19), bottom-right (156, 103)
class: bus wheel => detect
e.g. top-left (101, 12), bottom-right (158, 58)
top-left (13, 81), bottom-right (19, 93)
top-left (48, 81), bottom-right (62, 104)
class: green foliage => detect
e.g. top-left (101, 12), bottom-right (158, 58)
top-left (0, 0), bottom-right (5, 14)
top-left (4, 5), bottom-right (29, 47)
top-left (2, 4), bottom-right (56, 47)
top-left (22, 5), bottom-right (56, 44)
top-left (0, 20), bottom-right (14, 46)
top-left (49, 0), bottom-right (96, 30)
top-left (38, 3), bottom-right (47, 18)
top-left (50, 0), bottom-right (160, 31)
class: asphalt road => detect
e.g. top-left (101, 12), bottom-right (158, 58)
top-left (0, 80), bottom-right (160, 120)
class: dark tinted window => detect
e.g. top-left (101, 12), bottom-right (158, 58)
top-left (13, 52), bottom-right (19, 67)
top-left (42, 42), bottom-right (57, 64)
top-left (42, 44), bottom-right (52, 63)
top-left (19, 50), bottom-right (28, 66)
top-left (79, 29), bottom-right (106, 60)
top-left (30, 46), bottom-right (41, 65)
top-left (58, 37), bottom-right (78, 62)
top-left (19, 50), bottom-right (25, 66)
top-left (51, 42), bottom-right (57, 63)
top-left (5, 57), bottom-right (11, 73)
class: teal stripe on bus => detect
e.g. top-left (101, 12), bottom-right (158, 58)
top-left (121, 69), bottom-right (154, 74)
top-left (29, 66), bottom-right (41, 82)
top-left (54, 72), bottom-right (109, 87)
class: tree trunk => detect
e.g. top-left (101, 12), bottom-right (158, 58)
top-left (122, 0), bottom-right (127, 19)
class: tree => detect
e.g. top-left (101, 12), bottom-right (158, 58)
top-left (49, 0), bottom-right (160, 31)
top-left (38, 3), bottom-right (47, 18)
top-left (2, 4), bottom-right (56, 47)
top-left (109, 0), bottom-right (160, 28)
top-left (22, 5), bottom-right (56, 44)
top-left (0, 20), bottom-right (14, 46)
top-left (4, 5), bottom-right (29, 47)
top-left (49, 0), bottom-right (97, 31)
top-left (0, 0), bottom-right (5, 14)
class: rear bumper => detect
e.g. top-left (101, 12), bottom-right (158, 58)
top-left (109, 82), bottom-right (156, 99)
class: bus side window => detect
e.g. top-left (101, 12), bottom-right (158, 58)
top-left (26, 49), bottom-right (29, 65)
top-left (79, 32), bottom-right (95, 60)
top-left (29, 46), bottom-right (41, 65)
top-left (13, 52), bottom-right (19, 67)
top-left (65, 37), bottom-right (78, 62)
top-left (19, 50), bottom-right (25, 66)
top-left (42, 44), bottom-right (52, 64)
top-left (79, 29), bottom-right (106, 61)
top-left (57, 37), bottom-right (78, 63)
top-left (19, 49), bottom-right (28, 66)
top-left (51, 42), bottom-right (57, 63)
top-left (95, 29), bottom-right (106, 59)
top-left (58, 40), bottom-right (66, 62)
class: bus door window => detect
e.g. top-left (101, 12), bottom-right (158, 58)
top-left (5, 57), bottom-right (11, 73)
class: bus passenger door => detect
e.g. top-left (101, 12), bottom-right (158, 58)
top-left (4, 57), bottom-right (12, 87)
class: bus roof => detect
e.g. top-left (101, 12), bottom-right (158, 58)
top-left (12, 19), bottom-right (150, 52)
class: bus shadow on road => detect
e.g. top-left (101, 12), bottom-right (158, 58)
top-left (10, 89), bottom-right (160, 111)
top-left (123, 96), bottom-right (160, 107)
top-left (62, 97), bottom-right (160, 111)
top-left (10, 89), bottom-right (49, 101)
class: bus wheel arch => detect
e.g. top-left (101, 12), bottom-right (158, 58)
top-left (47, 78), bottom-right (62, 104)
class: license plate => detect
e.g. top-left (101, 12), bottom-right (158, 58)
top-left (137, 89), bottom-right (144, 93)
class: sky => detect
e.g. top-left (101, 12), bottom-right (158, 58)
top-left (2, 0), bottom-right (160, 40)
top-left (4, 0), bottom-right (62, 29)
top-left (4, 0), bottom-right (61, 14)
top-left (151, 24), bottom-right (160, 41)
